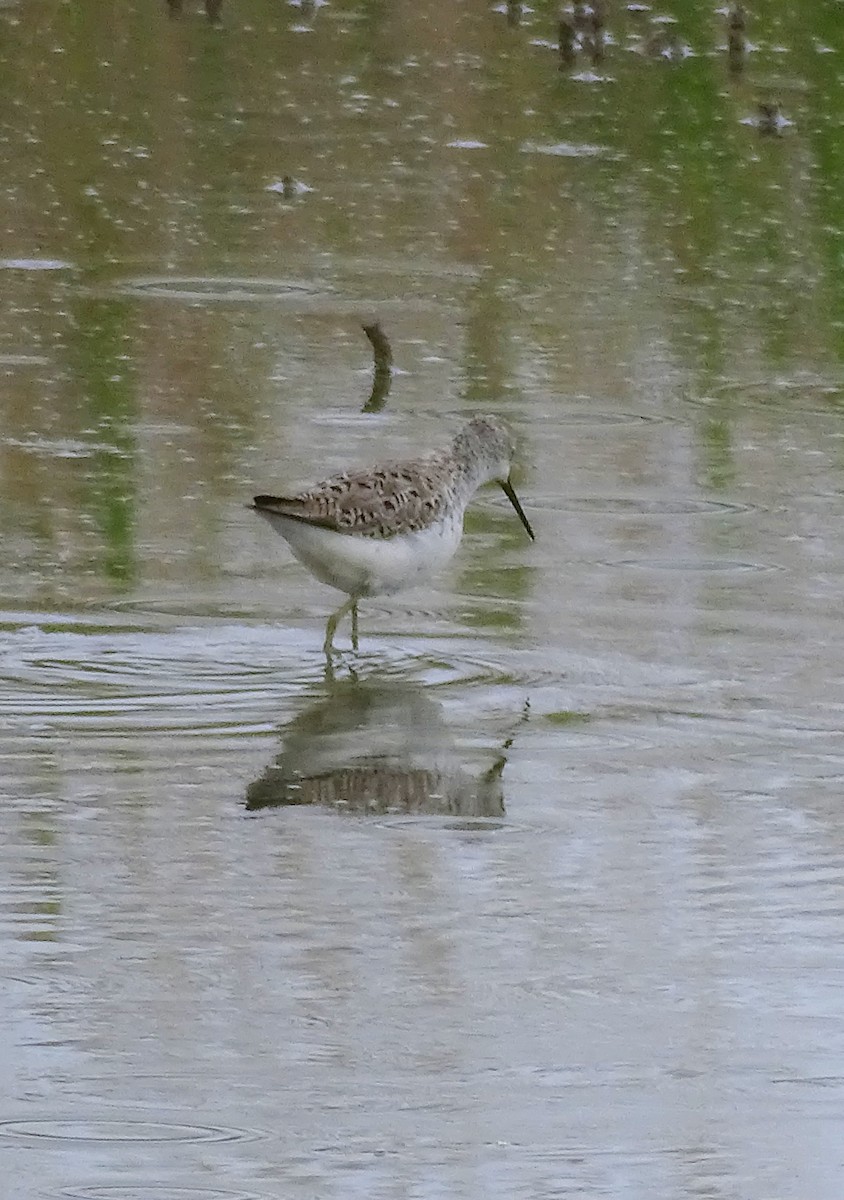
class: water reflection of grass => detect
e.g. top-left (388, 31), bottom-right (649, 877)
top-left (69, 298), bottom-right (137, 588)
top-left (458, 508), bottom-right (534, 633)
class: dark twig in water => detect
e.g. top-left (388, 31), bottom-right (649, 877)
top-left (572, 0), bottom-right (590, 31)
top-left (590, 0), bottom-right (604, 35)
top-left (559, 16), bottom-right (576, 67)
top-left (728, 5), bottom-right (746, 36)
top-left (587, 0), bottom-right (604, 60)
top-left (588, 36), bottom-right (604, 65)
top-left (361, 321), bottom-right (393, 414)
top-left (205, 0), bottom-right (222, 24)
top-left (727, 3), bottom-right (746, 73)
top-left (507, 0), bottom-right (522, 27)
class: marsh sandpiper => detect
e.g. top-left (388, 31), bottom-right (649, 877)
top-left (252, 414), bottom-right (534, 654)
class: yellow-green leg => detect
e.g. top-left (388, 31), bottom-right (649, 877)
top-left (323, 597), bottom-right (358, 657)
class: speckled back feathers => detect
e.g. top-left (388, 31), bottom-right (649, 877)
top-left (253, 415), bottom-right (516, 539)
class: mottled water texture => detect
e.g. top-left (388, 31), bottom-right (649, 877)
top-left (2, 1), bottom-right (844, 1197)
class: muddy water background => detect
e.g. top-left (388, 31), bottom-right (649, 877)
top-left (2, 1), bottom-right (844, 1197)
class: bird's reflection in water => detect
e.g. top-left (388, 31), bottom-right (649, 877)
top-left (246, 674), bottom-right (517, 821)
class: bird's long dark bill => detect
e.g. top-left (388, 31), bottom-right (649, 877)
top-left (500, 478), bottom-right (535, 541)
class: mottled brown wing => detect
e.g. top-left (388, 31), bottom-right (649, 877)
top-left (253, 454), bottom-right (451, 538)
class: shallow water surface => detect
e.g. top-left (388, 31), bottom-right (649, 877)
top-left (2, 1), bottom-right (844, 1197)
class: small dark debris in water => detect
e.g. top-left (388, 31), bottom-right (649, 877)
top-left (167, 0), bottom-right (221, 22)
top-left (738, 101), bottom-right (793, 136)
top-left (266, 176), bottom-right (311, 198)
top-left (507, 0), bottom-right (522, 27)
top-left (639, 25), bottom-right (686, 61)
top-left (558, 3), bottom-right (609, 69)
top-left (755, 101), bottom-right (791, 136)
